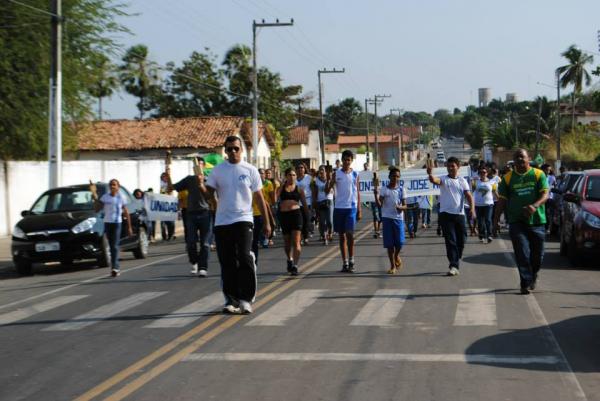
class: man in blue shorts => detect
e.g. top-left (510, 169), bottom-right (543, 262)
top-left (374, 167), bottom-right (407, 274)
top-left (326, 150), bottom-right (362, 272)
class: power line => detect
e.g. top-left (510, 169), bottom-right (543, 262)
top-left (7, 0), bottom-right (59, 18)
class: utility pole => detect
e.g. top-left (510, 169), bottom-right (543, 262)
top-left (252, 18), bottom-right (293, 166)
top-left (556, 70), bottom-right (561, 170)
top-left (372, 94), bottom-right (391, 170)
top-left (318, 67), bottom-right (345, 164)
top-left (390, 108), bottom-right (402, 167)
top-left (48, 0), bottom-right (62, 188)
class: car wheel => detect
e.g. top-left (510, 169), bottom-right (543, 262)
top-left (132, 227), bottom-right (148, 259)
top-left (97, 235), bottom-right (112, 268)
top-left (14, 259), bottom-right (33, 276)
top-left (559, 228), bottom-right (568, 256)
top-left (567, 231), bottom-right (582, 266)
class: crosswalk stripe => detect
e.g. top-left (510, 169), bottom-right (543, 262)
top-left (0, 295), bottom-right (89, 325)
top-left (144, 292), bottom-right (223, 328)
top-left (183, 352), bottom-right (560, 365)
top-left (246, 289), bottom-right (326, 326)
top-left (350, 289), bottom-right (410, 326)
top-left (453, 289), bottom-right (497, 326)
top-left (43, 292), bottom-right (167, 331)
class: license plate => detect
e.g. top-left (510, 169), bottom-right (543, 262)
top-left (35, 242), bottom-right (60, 252)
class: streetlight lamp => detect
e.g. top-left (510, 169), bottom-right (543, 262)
top-left (252, 19), bottom-right (294, 167)
top-left (318, 68), bottom-right (345, 165)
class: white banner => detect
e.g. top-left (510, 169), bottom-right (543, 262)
top-left (359, 167), bottom-right (471, 202)
top-left (143, 192), bottom-right (179, 222)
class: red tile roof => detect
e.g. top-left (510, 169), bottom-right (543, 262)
top-left (77, 116), bottom-right (273, 151)
top-left (287, 126), bottom-right (309, 145)
top-left (324, 144), bottom-right (340, 152)
top-left (337, 133), bottom-right (411, 145)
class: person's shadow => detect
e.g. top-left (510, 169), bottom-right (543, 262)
top-left (466, 314), bottom-right (600, 373)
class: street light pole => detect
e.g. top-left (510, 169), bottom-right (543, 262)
top-left (390, 108), bottom-right (402, 167)
top-left (365, 98), bottom-right (370, 166)
top-left (318, 67), bottom-right (345, 164)
top-left (252, 18), bottom-right (293, 167)
top-left (48, 0), bottom-right (62, 188)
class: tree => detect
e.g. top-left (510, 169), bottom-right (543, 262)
top-left (0, 0), bottom-right (129, 159)
top-left (222, 44), bottom-right (302, 144)
top-left (151, 50), bottom-right (227, 117)
top-left (324, 97), bottom-right (362, 136)
top-left (119, 44), bottom-right (161, 119)
top-left (556, 45), bottom-right (594, 131)
top-left (87, 54), bottom-right (119, 120)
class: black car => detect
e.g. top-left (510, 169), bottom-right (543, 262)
top-left (11, 183), bottom-right (149, 275)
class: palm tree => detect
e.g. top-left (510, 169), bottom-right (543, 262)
top-left (88, 54), bottom-right (119, 120)
top-left (556, 45), bottom-right (594, 131)
top-left (119, 45), bottom-right (160, 119)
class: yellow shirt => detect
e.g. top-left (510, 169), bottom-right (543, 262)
top-left (252, 183), bottom-right (264, 216)
top-left (178, 189), bottom-right (188, 209)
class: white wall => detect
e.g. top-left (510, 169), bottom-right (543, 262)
top-left (281, 144), bottom-right (306, 160)
top-left (324, 152), bottom-right (371, 171)
top-left (0, 159), bottom-right (195, 237)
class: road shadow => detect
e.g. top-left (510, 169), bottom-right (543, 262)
top-left (462, 252), bottom-right (514, 268)
top-left (466, 314), bottom-right (600, 373)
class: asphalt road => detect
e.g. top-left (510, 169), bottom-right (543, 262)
top-left (1, 211), bottom-right (599, 401)
top-left (440, 136), bottom-right (477, 163)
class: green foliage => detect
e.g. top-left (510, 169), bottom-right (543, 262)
top-left (324, 97), bottom-right (362, 135)
top-left (0, 0), bottom-right (129, 159)
top-left (545, 126), bottom-right (600, 162)
top-left (151, 50), bottom-right (227, 117)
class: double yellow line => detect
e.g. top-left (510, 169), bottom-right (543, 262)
top-left (75, 225), bottom-right (371, 401)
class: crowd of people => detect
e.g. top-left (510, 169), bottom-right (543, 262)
top-left (96, 137), bottom-right (556, 312)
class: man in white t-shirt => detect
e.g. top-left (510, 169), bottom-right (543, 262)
top-left (427, 157), bottom-right (475, 276)
top-left (202, 136), bottom-right (271, 315)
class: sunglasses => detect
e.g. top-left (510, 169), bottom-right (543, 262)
top-left (225, 146), bottom-right (240, 153)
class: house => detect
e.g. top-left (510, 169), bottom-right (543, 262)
top-left (73, 116), bottom-right (275, 168)
top-left (337, 127), bottom-right (420, 167)
top-left (281, 126), bottom-right (322, 169)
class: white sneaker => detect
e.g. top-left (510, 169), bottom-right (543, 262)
top-left (222, 304), bottom-right (241, 314)
top-left (198, 268), bottom-right (207, 277)
top-left (110, 269), bottom-right (120, 277)
top-left (190, 264), bottom-right (198, 275)
top-left (239, 300), bottom-right (253, 315)
top-left (447, 267), bottom-right (459, 276)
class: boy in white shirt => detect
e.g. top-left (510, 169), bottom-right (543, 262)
top-left (374, 167), bottom-right (408, 274)
top-left (427, 157), bottom-right (475, 276)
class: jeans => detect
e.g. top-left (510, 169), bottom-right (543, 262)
top-left (439, 212), bottom-right (467, 269)
top-left (545, 199), bottom-right (555, 230)
top-left (508, 222), bottom-right (545, 288)
top-left (252, 215), bottom-right (264, 263)
top-left (185, 210), bottom-right (211, 267)
top-left (406, 204), bottom-right (420, 234)
top-left (104, 222), bottom-right (122, 270)
top-left (420, 208), bottom-right (431, 226)
top-left (370, 202), bottom-right (382, 223)
top-left (317, 202), bottom-right (333, 237)
top-left (475, 205), bottom-right (493, 239)
top-left (214, 221), bottom-right (256, 305)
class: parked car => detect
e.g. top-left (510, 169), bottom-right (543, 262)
top-left (559, 170), bottom-right (600, 265)
top-left (551, 171), bottom-right (583, 234)
top-left (11, 183), bottom-right (149, 275)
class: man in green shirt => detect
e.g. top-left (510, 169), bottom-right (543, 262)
top-left (494, 149), bottom-right (549, 294)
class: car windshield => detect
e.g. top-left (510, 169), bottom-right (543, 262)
top-left (585, 176), bottom-right (600, 201)
top-left (30, 187), bottom-right (105, 214)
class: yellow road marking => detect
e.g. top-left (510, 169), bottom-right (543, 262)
top-left (74, 226), bottom-right (370, 401)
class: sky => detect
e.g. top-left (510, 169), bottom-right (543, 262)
top-left (103, 0), bottom-right (600, 120)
